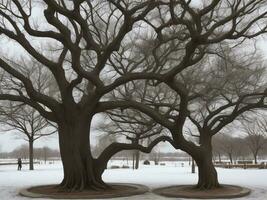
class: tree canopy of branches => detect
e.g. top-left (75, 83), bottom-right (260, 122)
top-left (108, 46), bottom-right (267, 189)
top-left (0, 0), bottom-right (267, 191)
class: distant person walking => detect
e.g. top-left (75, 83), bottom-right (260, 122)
top-left (17, 158), bottom-right (22, 171)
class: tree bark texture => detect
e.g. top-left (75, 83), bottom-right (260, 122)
top-left (57, 117), bottom-right (106, 191)
top-left (195, 136), bottom-right (220, 189)
top-left (179, 135), bottom-right (220, 190)
top-left (195, 151), bottom-right (219, 189)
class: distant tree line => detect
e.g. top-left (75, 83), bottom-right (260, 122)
top-left (213, 134), bottom-right (267, 164)
top-left (1, 133), bottom-right (266, 166)
top-left (0, 145), bottom-right (60, 162)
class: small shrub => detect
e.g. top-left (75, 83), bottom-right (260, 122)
top-left (110, 165), bottom-right (120, 169)
top-left (143, 160), bottom-right (150, 165)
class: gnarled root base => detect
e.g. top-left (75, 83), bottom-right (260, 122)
top-left (20, 184), bottom-right (149, 199)
top-left (152, 185), bottom-right (251, 199)
top-left (196, 180), bottom-right (220, 190)
top-left (58, 179), bottom-right (109, 192)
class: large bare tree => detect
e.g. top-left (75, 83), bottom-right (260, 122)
top-left (107, 47), bottom-right (267, 189)
top-left (178, 50), bottom-right (267, 188)
top-left (0, 0), bottom-right (267, 191)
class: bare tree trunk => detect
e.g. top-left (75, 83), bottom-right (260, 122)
top-left (176, 134), bottom-right (220, 190)
top-left (135, 150), bottom-right (140, 169)
top-left (58, 116), bottom-right (106, 191)
top-left (192, 135), bottom-right (220, 189)
top-left (195, 151), bottom-right (219, 189)
top-left (191, 157), bottom-right (195, 174)
top-left (254, 153), bottom-right (258, 164)
top-left (189, 156), bottom-right (191, 166)
top-left (29, 139), bottom-right (34, 170)
top-left (43, 147), bottom-right (47, 164)
top-left (132, 152), bottom-right (135, 169)
top-left (228, 153), bottom-right (233, 164)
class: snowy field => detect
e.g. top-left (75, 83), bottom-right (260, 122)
top-left (0, 161), bottom-right (267, 200)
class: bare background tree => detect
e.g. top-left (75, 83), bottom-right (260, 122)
top-left (0, 103), bottom-right (57, 170)
top-left (0, 59), bottom-right (57, 170)
top-left (212, 133), bottom-right (249, 164)
top-left (242, 117), bottom-right (267, 164)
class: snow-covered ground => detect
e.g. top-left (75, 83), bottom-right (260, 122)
top-left (0, 161), bottom-right (267, 200)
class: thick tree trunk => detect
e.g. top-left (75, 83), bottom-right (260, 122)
top-left (194, 135), bottom-right (220, 189)
top-left (58, 117), bottom-right (106, 191)
top-left (174, 133), bottom-right (220, 190)
top-left (195, 152), bottom-right (219, 189)
top-left (29, 139), bottom-right (34, 170)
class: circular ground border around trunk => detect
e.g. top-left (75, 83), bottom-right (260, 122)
top-left (19, 183), bottom-right (149, 199)
top-left (152, 185), bottom-right (251, 199)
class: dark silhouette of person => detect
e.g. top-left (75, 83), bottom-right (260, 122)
top-left (17, 158), bottom-right (22, 171)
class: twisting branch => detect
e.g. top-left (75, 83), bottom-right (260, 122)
top-left (96, 135), bottom-right (176, 169)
